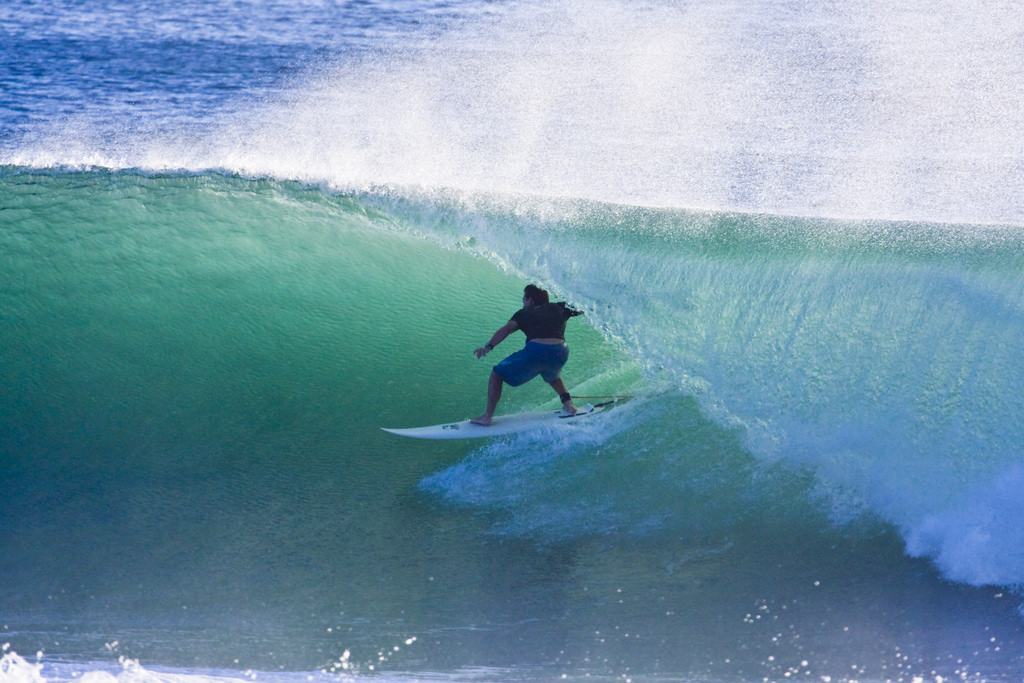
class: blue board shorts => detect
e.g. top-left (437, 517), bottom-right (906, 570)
top-left (493, 342), bottom-right (570, 387)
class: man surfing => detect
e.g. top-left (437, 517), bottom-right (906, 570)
top-left (472, 284), bottom-right (583, 426)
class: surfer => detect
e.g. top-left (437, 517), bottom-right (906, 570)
top-left (471, 284), bottom-right (583, 426)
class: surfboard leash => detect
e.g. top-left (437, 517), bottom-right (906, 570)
top-left (572, 395), bottom-right (633, 408)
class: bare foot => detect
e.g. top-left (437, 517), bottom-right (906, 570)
top-left (561, 401), bottom-right (577, 416)
top-left (470, 415), bottom-right (493, 426)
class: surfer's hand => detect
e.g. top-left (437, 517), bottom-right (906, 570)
top-left (474, 346), bottom-right (489, 359)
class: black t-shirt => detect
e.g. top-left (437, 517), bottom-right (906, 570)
top-left (511, 302), bottom-right (582, 341)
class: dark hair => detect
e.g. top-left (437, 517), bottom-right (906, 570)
top-left (523, 284), bottom-right (549, 305)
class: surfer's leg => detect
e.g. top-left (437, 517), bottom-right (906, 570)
top-left (471, 371), bottom-right (504, 426)
top-left (547, 378), bottom-right (577, 416)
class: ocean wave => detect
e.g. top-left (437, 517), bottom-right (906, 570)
top-left (3, 169), bottom-right (1024, 595)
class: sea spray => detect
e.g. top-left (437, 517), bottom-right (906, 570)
top-left (7, 0), bottom-right (1024, 224)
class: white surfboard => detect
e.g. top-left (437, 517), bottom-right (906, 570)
top-left (382, 403), bottom-right (601, 440)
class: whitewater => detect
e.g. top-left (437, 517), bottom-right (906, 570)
top-left (3, 0), bottom-right (1024, 681)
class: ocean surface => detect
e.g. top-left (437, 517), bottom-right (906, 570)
top-left (2, 0), bottom-right (1024, 681)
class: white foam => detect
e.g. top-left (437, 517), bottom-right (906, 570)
top-left (905, 463), bottom-right (1024, 587)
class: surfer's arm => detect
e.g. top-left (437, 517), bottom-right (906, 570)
top-left (474, 320), bottom-right (518, 358)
